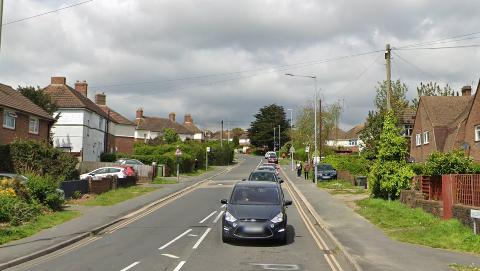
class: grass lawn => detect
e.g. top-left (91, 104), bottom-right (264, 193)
top-left (317, 180), bottom-right (368, 195)
top-left (355, 198), bottom-right (480, 254)
top-left (182, 166), bottom-right (215, 177)
top-left (151, 178), bottom-right (179, 184)
top-left (67, 186), bottom-right (161, 206)
top-left (0, 211), bottom-right (82, 246)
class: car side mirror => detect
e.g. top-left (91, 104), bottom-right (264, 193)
top-left (90, 173), bottom-right (95, 176)
top-left (279, 180), bottom-right (284, 183)
top-left (220, 199), bottom-right (228, 204)
top-left (285, 200), bottom-right (293, 206)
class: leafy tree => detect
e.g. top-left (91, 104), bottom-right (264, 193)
top-left (360, 79), bottom-right (409, 159)
top-left (425, 149), bottom-right (475, 177)
top-left (16, 86), bottom-right (59, 115)
top-left (248, 104), bottom-right (290, 151)
top-left (232, 135), bottom-right (240, 147)
top-left (411, 82), bottom-right (456, 110)
top-left (368, 111), bottom-right (414, 200)
top-left (231, 128), bottom-right (244, 137)
top-left (163, 128), bottom-right (180, 144)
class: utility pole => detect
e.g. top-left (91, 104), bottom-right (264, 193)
top-left (221, 120), bottom-right (224, 148)
top-left (278, 125), bottom-right (280, 156)
top-left (273, 127), bottom-right (275, 151)
top-left (0, 0), bottom-right (4, 66)
top-left (386, 44), bottom-right (391, 111)
top-left (319, 99), bottom-right (322, 159)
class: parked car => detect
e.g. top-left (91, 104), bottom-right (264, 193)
top-left (113, 158), bottom-right (145, 165)
top-left (264, 151), bottom-right (275, 159)
top-left (267, 153), bottom-right (278, 164)
top-left (221, 181), bottom-right (292, 244)
top-left (113, 165), bottom-right (137, 177)
top-left (261, 163), bottom-right (279, 175)
top-left (315, 164), bottom-right (337, 181)
top-left (80, 167), bottom-right (128, 180)
top-left (256, 166), bottom-right (277, 174)
top-left (245, 170), bottom-right (282, 183)
top-left (0, 173), bottom-right (65, 200)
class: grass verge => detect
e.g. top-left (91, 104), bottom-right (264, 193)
top-left (182, 166), bottom-right (215, 177)
top-left (0, 211), bottom-right (82, 245)
top-left (317, 180), bottom-right (368, 195)
top-left (355, 198), bottom-right (480, 254)
top-left (68, 186), bottom-right (161, 206)
top-left (151, 178), bottom-right (179, 184)
top-left (450, 264), bottom-right (480, 271)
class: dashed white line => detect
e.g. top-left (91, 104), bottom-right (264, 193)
top-left (199, 211), bottom-right (217, 224)
top-left (159, 229), bottom-right (192, 250)
top-left (192, 228), bottom-right (211, 249)
top-left (173, 261), bottom-right (186, 271)
top-left (161, 253), bottom-right (179, 259)
top-left (213, 211), bottom-right (224, 223)
top-left (120, 261), bottom-right (140, 271)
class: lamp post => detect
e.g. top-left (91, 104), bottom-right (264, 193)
top-left (285, 73), bottom-right (318, 185)
top-left (273, 127), bottom-right (276, 152)
top-left (278, 125), bottom-right (281, 157)
top-left (287, 108), bottom-right (293, 170)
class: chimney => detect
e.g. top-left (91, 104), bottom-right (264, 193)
top-left (462, 85), bottom-right (472, 96)
top-left (184, 114), bottom-right (193, 123)
top-left (136, 108), bottom-right (143, 118)
top-left (75, 80), bottom-right (88, 97)
top-left (51, 77), bottom-right (66, 85)
top-left (169, 112), bottom-right (175, 122)
top-left (95, 92), bottom-right (106, 106)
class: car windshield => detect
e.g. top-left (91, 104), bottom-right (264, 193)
top-left (257, 167), bottom-right (274, 171)
top-left (268, 154), bottom-right (277, 158)
top-left (230, 187), bottom-right (280, 205)
top-left (317, 164), bottom-right (334, 170)
top-left (248, 172), bottom-right (277, 182)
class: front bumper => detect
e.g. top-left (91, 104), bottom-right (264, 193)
top-left (222, 219), bottom-right (286, 240)
top-left (316, 174), bottom-right (337, 180)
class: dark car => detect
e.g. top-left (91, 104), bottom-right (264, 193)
top-left (220, 181), bottom-right (292, 244)
top-left (315, 164), bottom-right (337, 181)
top-left (262, 163), bottom-right (279, 175)
top-left (245, 170), bottom-right (282, 183)
top-left (267, 153), bottom-right (278, 164)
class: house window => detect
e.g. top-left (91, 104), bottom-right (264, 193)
top-left (423, 131), bottom-right (429, 144)
top-left (349, 140), bottom-right (357, 146)
top-left (415, 134), bottom-right (421, 146)
top-left (476, 125), bottom-right (480, 141)
top-left (3, 111), bottom-right (17, 129)
top-left (404, 125), bottom-right (413, 137)
top-left (99, 118), bottom-right (104, 130)
top-left (29, 118), bottom-right (39, 134)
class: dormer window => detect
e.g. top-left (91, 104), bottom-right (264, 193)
top-left (3, 110), bottom-right (17, 129)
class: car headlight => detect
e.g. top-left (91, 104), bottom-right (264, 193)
top-left (224, 211), bottom-right (237, 223)
top-left (270, 212), bottom-right (284, 223)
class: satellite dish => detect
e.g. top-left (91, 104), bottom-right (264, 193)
top-left (460, 142), bottom-right (470, 149)
top-left (407, 157), bottom-right (415, 163)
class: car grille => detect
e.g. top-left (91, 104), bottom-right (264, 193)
top-left (233, 222), bottom-right (273, 238)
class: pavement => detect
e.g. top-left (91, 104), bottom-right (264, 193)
top-left (1, 159), bottom-right (480, 271)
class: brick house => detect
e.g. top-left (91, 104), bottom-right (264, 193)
top-left (181, 114), bottom-right (205, 141)
top-left (410, 83), bottom-right (479, 163)
top-left (0, 83), bottom-right (55, 145)
top-left (94, 93), bottom-right (135, 154)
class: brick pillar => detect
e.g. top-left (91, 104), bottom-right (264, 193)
top-left (442, 174), bottom-right (453, 220)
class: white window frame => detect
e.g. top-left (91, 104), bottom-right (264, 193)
top-left (423, 131), bottom-right (429, 144)
top-left (349, 140), bottom-right (357, 146)
top-left (404, 125), bottom-right (413, 137)
top-left (29, 118), bottom-right (39, 134)
top-left (415, 134), bottom-right (421, 146)
top-left (99, 118), bottom-right (104, 130)
top-left (3, 110), bottom-right (17, 129)
top-left (475, 125), bottom-right (480, 142)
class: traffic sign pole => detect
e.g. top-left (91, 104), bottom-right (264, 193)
top-left (174, 146), bottom-right (183, 183)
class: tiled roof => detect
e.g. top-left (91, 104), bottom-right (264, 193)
top-left (421, 96), bottom-right (473, 127)
top-left (326, 127), bottom-right (346, 140)
top-left (401, 107), bottom-right (416, 124)
top-left (132, 116), bottom-right (193, 134)
top-left (42, 84), bottom-right (109, 119)
top-left (99, 106), bottom-right (135, 125)
top-left (0, 83), bottom-right (55, 121)
top-left (181, 122), bottom-right (203, 133)
top-left (342, 125), bottom-right (364, 139)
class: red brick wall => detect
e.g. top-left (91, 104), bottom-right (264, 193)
top-left (105, 133), bottom-right (116, 153)
top-left (115, 136), bottom-right (134, 155)
top-left (0, 109), bottom-right (52, 145)
top-left (464, 90), bottom-right (480, 162)
top-left (410, 103), bottom-right (438, 163)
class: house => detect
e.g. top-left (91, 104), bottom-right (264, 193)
top-left (410, 83), bottom-right (480, 163)
top-left (0, 83), bottom-right (55, 145)
top-left (326, 125), bottom-right (364, 152)
top-left (132, 110), bottom-right (199, 142)
top-left (42, 77), bottom-right (110, 162)
top-left (238, 131), bottom-right (251, 146)
top-left (181, 114), bottom-right (205, 141)
top-left (94, 93), bottom-right (136, 154)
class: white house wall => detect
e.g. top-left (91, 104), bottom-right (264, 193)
top-left (116, 124), bottom-right (135, 138)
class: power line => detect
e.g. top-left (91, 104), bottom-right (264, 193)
top-left (396, 44), bottom-right (480, 50)
top-left (396, 31), bottom-right (480, 49)
top-left (2, 0), bottom-right (94, 26)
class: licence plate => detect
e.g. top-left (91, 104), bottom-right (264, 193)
top-left (244, 226), bottom-right (264, 233)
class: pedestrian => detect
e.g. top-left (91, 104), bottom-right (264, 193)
top-left (296, 161), bottom-right (302, 178)
top-left (282, 153), bottom-right (286, 159)
top-left (194, 158), bottom-right (199, 172)
top-left (304, 161), bottom-right (310, 180)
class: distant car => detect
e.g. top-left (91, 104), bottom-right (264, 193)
top-left (245, 170), bottom-right (282, 183)
top-left (267, 153), bottom-right (278, 164)
top-left (0, 173), bottom-right (65, 200)
top-left (113, 158), bottom-right (144, 165)
top-left (261, 163), bottom-right (279, 175)
top-left (80, 167), bottom-right (128, 180)
top-left (257, 166), bottom-right (276, 174)
top-left (315, 164), bottom-right (337, 181)
top-left (220, 181), bottom-right (292, 244)
top-left (264, 151), bottom-right (275, 159)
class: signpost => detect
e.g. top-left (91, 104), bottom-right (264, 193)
top-left (471, 209), bottom-right (480, 234)
top-left (289, 146), bottom-right (295, 171)
top-left (206, 147), bottom-right (211, 170)
top-left (174, 146), bottom-right (183, 183)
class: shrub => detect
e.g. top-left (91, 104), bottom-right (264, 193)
top-left (0, 195), bottom-right (21, 222)
top-left (321, 155), bottom-right (370, 175)
top-left (26, 174), bottom-right (64, 210)
top-left (10, 201), bottom-right (40, 226)
top-left (425, 149), bottom-right (475, 177)
top-left (100, 152), bottom-right (117, 162)
top-left (0, 176), bottom-right (30, 201)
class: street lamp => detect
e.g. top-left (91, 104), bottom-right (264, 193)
top-left (285, 73), bottom-right (318, 185)
top-left (287, 108), bottom-right (293, 171)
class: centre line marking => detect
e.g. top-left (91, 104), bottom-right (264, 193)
top-left (120, 261), bottom-right (140, 271)
top-left (192, 228), bottom-right (211, 249)
top-left (159, 229), bottom-right (192, 250)
top-left (199, 211), bottom-right (217, 223)
top-left (213, 211), bottom-right (224, 223)
top-left (161, 254), bottom-right (179, 259)
top-left (173, 261), bottom-right (186, 271)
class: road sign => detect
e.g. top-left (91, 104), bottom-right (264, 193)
top-left (305, 146), bottom-right (309, 152)
top-left (174, 148), bottom-right (183, 156)
top-left (289, 146), bottom-right (295, 153)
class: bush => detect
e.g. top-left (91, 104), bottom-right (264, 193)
top-left (0, 195), bottom-right (21, 222)
top-left (26, 174), bottom-right (64, 210)
top-left (425, 149), bottom-right (475, 177)
top-left (321, 155), bottom-right (370, 175)
top-left (100, 152), bottom-right (117, 162)
top-left (0, 176), bottom-right (30, 201)
top-left (10, 201), bottom-right (41, 226)
top-left (409, 163), bottom-right (425, 176)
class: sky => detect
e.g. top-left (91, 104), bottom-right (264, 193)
top-left (1, 0), bottom-right (480, 133)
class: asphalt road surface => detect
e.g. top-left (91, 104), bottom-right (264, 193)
top-left (7, 156), bottom-right (352, 271)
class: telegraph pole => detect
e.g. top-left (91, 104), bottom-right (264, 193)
top-left (221, 120), bottom-right (224, 148)
top-left (386, 44), bottom-right (391, 111)
top-left (319, 99), bottom-right (322, 159)
top-left (0, 0), bottom-right (4, 65)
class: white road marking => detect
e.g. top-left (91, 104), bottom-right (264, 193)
top-left (159, 229), bottom-right (192, 250)
top-left (199, 211), bottom-right (217, 223)
top-left (120, 261), bottom-right (140, 271)
top-left (161, 254), bottom-right (179, 259)
top-left (188, 234), bottom-right (198, 237)
top-left (173, 261), bottom-right (186, 271)
top-left (213, 211), bottom-right (224, 223)
top-left (192, 228), bottom-right (211, 249)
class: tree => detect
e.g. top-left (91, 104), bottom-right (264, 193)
top-left (368, 111), bottom-right (414, 200)
top-left (16, 86), bottom-right (59, 115)
top-left (360, 79), bottom-right (409, 159)
top-left (247, 104), bottom-right (290, 151)
top-left (411, 82), bottom-right (456, 110)
top-left (163, 128), bottom-right (180, 144)
top-left (231, 128), bottom-right (244, 137)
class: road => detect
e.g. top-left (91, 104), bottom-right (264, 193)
top-left (7, 155), bottom-right (353, 271)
